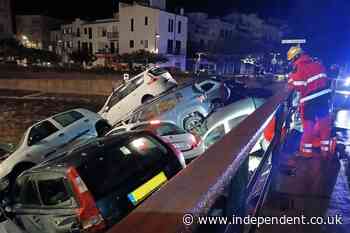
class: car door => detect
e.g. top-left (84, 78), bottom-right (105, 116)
top-left (27, 121), bottom-right (67, 161)
top-left (35, 173), bottom-right (79, 233)
top-left (13, 174), bottom-right (44, 233)
top-left (52, 110), bottom-right (92, 144)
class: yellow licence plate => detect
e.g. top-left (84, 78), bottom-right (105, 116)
top-left (127, 172), bottom-right (168, 206)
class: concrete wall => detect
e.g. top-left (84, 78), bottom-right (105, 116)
top-left (0, 71), bottom-right (124, 96)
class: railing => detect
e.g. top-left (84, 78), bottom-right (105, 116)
top-left (107, 86), bottom-right (293, 233)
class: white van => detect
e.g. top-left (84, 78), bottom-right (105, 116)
top-left (99, 67), bottom-right (177, 126)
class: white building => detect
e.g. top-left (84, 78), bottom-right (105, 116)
top-left (118, 0), bottom-right (188, 70)
top-left (54, 0), bottom-right (188, 70)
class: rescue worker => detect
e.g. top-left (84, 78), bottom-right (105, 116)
top-left (287, 46), bottom-right (333, 159)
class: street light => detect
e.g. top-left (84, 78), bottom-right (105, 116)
top-left (195, 52), bottom-right (205, 74)
top-left (154, 33), bottom-right (160, 53)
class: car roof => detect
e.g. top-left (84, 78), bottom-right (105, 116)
top-left (108, 120), bottom-right (177, 134)
top-left (205, 98), bottom-right (255, 129)
top-left (26, 131), bottom-right (155, 174)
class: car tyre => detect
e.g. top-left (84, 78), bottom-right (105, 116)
top-left (9, 163), bottom-right (35, 189)
top-left (141, 95), bottom-right (154, 104)
top-left (183, 112), bottom-right (204, 133)
top-left (95, 120), bottom-right (112, 137)
top-left (212, 99), bottom-right (224, 109)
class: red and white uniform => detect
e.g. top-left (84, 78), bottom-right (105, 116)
top-left (288, 54), bottom-right (332, 157)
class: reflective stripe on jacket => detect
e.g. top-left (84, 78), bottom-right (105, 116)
top-left (288, 54), bottom-right (330, 103)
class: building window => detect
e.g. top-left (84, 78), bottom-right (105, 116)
top-left (110, 42), bottom-right (115, 54)
top-left (84, 28), bottom-right (87, 35)
top-left (78, 41), bottom-right (81, 50)
top-left (145, 17), bottom-right (148, 26)
top-left (220, 29), bottom-right (224, 38)
top-left (175, 40), bottom-right (181, 55)
top-left (89, 42), bottom-right (93, 53)
top-left (144, 40), bottom-right (148, 49)
top-left (130, 40), bottom-right (134, 48)
top-left (131, 18), bottom-right (134, 32)
top-left (88, 28), bottom-right (92, 39)
top-left (178, 21), bottom-right (182, 34)
top-left (77, 28), bottom-right (80, 37)
top-left (168, 19), bottom-right (174, 32)
top-left (82, 42), bottom-right (88, 52)
top-left (167, 39), bottom-right (173, 54)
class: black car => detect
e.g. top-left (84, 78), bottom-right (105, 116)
top-left (9, 131), bottom-right (185, 233)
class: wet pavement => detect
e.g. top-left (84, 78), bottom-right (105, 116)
top-left (0, 90), bottom-right (106, 144)
top-left (257, 109), bottom-right (350, 233)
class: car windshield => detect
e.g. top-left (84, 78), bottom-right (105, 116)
top-left (53, 111), bottom-right (84, 127)
top-left (148, 68), bottom-right (167, 76)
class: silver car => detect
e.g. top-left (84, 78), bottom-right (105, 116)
top-left (199, 97), bottom-right (266, 151)
top-left (106, 120), bottom-right (205, 160)
top-left (0, 108), bottom-right (111, 190)
top-left (99, 67), bottom-right (177, 126)
top-left (120, 82), bottom-right (213, 132)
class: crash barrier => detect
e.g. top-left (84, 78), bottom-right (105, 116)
top-left (107, 88), bottom-right (294, 233)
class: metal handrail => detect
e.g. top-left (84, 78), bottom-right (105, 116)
top-left (107, 86), bottom-right (291, 233)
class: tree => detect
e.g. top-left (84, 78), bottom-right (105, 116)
top-left (69, 50), bottom-right (96, 64)
top-left (0, 38), bottom-right (61, 63)
top-left (0, 38), bottom-right (22, 57)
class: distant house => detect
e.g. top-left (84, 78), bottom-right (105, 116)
top-left (53, 0), bottom-right (188, 71)
top-left (16, 15), bottom-right (63, 50)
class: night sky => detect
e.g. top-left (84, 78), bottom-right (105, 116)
top-left (13, 0), bottom-right (350, 64)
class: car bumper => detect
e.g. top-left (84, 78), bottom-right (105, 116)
top-left (182, 144), bottom-right (205, 160)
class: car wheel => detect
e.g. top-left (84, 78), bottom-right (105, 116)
top-left (183, 112), bottom-right (204, 133)
top-left (9, 163), bottom-right (35, 188)
top-left (212, 99), bottom-right (224, 109)
top-left (141, 95), bottom-right (154, 104)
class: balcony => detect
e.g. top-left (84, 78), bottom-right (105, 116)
top-left (107, 31), bottom-right (119, 41)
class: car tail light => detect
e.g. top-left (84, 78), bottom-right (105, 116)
top-left (190, 134), bottom-right (202, 149)
top-left (150, 120), bottom-right (161, 125)
top-left (166, 141), bottom-right (186, 168)
top-left (147, 77), bottom-right (159, 85)
top-left (67, 167), bottom-right (106, 232)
